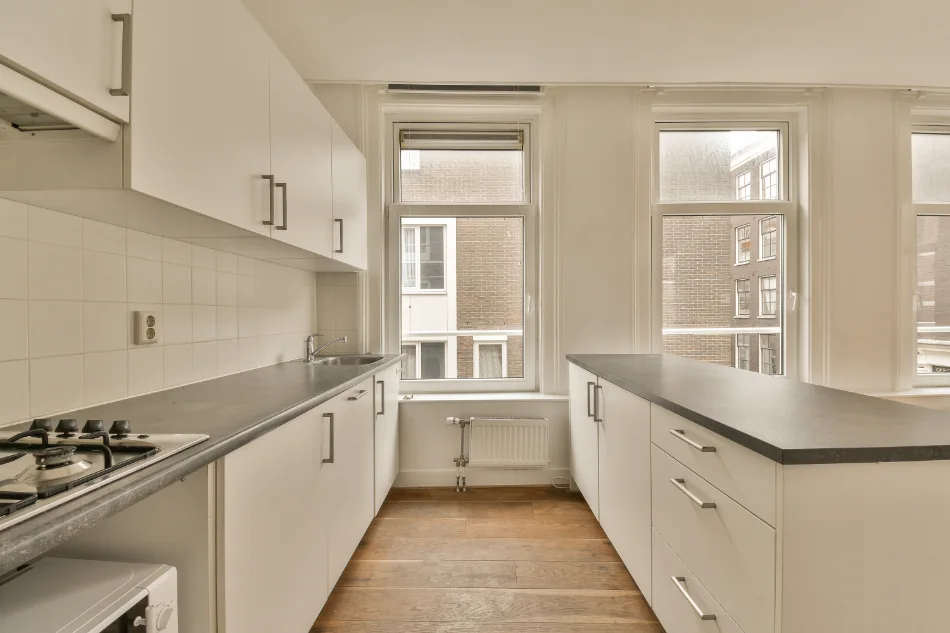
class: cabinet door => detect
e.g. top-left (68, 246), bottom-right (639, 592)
top-left (373, 364), bottom-right (400, 514)
top-left (598, 380), bottom-right (653, 603)
top-left (268, 46), bottom-right (334, 256)
top-left (129, 0), bottom-right (272, 236)
top-left (0, 0), bottom-right (131, 122)
top-left (323, 379), bottom-right (376, 589)
top-left (220, 405), bottom-right (328, 633)
top-left (568, 363), bottom-right (600, 519)
top-left (330, 121), bottom-right (368, 269)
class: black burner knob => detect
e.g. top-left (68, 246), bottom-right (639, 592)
top-left (30, 418), bottom-right (53, 432)
top-left (82, 420), bottom-right (105, 433)
top-left (55, 419), bottom-right (78, 435)
top-left (109, 420), bottom-right (132, 437)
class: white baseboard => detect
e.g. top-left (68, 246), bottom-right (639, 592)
top-left (394, 467), bottom-right (570, 488)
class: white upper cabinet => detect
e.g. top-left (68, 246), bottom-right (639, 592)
top-left (268, 46), bottom-right (334, 256)
top-left (0, 0), bottom-right (131, 122)
top-left (331, 121), bottom-right (368, 269)
top-left (129, 0), bottom-right (272, 237)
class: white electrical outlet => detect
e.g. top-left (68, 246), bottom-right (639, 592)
top-left (133, 311), bottom-right (159, 345)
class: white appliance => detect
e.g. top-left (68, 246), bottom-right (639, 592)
top-left (0, 557), bottom-right (178, 633)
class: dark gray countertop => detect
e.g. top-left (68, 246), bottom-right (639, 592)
top-left (568, 354), bottom-right (950, 465)
top-left (0, 355), bottom-right (402, 576)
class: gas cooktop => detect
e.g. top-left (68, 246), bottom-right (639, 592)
top-left (0, 418), bottom-right (208, 532)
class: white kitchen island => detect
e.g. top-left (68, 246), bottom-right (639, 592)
top-left (569, 354), bottom-right (950, 633)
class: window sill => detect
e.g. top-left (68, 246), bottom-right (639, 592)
top-left (759, 256), bottom-right (777, 261)
top-left (734, 315), bottom-right (751, 319)
top-left (734, 262), bottom-right (750, 266)
top-left (402, 290), bottom-right (448, 296)
top-left (759, 315), bottom-right (778, 319)
top-left (400, 392), bottom-right (569, 403)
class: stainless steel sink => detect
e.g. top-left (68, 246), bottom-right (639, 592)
top-left (309, 355), bottom-right (385, 366)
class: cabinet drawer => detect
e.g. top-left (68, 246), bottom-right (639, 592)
top-left (652, 529), bottom-right (744, 633)
top-left (652, 445), bottom-right (776, 633)
top-left (651, 404), bottom-right (776, 525)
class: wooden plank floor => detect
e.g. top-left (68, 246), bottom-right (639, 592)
top-left (313, 486), bottom-right (663, 632)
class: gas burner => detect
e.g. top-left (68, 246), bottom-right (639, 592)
top-left (33, 446), bottom-right (77, 468)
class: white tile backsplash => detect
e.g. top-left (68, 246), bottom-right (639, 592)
top-left (84, 251), bottom-right (127, 302)
top-left (0, 237), bottom-right (27, 299)
top-left (0, 300), bottom-right (28, 361)
top-left (0, 199), bottom-right (322, 425)
top-left (29, 300), bottom-right (82, 358)
top-left (29, 242), bottom-right (82, 301)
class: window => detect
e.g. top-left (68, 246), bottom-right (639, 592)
top-left (760, 216), bottom-right (778, 260)
top-left (735, 334), bottom-right (751, 370)
top-left (761, 158), bottom-right (779, 200)
top-left (735, 224), bottom-right (751, 264)
top-left (390, 123), bottom-right (537, 392)
top-left (760, 276), bottom-right (777, 317)
top-left (402, 225), bottom-right (445, 290)
top-left (760, 334), bottom-right (779, 375)
top-left (736, 171), bottom-right (752, 200)
top-left (736, 279), bottom-right (751, 316)
top-left (912, 131), bottom-right (950, 380)
top-left (474, 338), bottom-right (507, 378)
top-left (400, 344), bottom-right (417, 379)
top-left (658, 124), bottom-right (791, 375)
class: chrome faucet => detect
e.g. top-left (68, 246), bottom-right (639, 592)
top-left (306, 334), bottom-right (348, 362)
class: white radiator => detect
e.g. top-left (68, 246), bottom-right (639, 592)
top-left (468, 418), bottom-right (549, 468)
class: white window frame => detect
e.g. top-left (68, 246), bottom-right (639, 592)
top-left (903, 120), bottom-right (950, 387)
top-left (473, 335), bottom-right (508, 378)
top-left (735, 224), bottom-right (752, 265)
top-left (651, 115), bottom-right (798, 379)
top-left (735, 333), bottom-right (751, 370)
top-left (401, 339), bottom-right (450, 380)
top-left (401, 224), bottom-right (448, 294)
top-left (761, 157), bottom-right (779, 200)
top-left (736, 279), bottom-right (751, 317)
top-left (759, 216), bottom-right (778, 260)
top-left (759, 275), bottom-right (778, 318)
top-left (736, 170), bottom-right (752, 200)
top-left (760, 334), bottom-right (778, 374)
top-left (386, 119), bottom-right (539, 394)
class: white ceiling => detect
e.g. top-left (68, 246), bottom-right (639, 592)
top-left (242, 0), bottom-right (950, 89)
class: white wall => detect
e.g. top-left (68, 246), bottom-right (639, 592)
top-left (247, 0), bottom-right (950, 88)
top-left (0, 198), bottom-right (318, 427)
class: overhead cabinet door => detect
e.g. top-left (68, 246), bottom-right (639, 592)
top-left (129, 0), bottom-right (272, 236)
top-left (268, 46), bottom-right (334, 256)
top-left (0, 0), bottom-right (132, 122)
top-left (331, 121), bottom-right (368, 269)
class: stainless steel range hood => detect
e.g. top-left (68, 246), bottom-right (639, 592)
top-left (0, 63), bottom-right (119, 141)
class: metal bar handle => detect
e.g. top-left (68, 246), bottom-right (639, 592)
top-left (586, 381), bottom-right (595, 418)
top-left (110, 14), bottom-right (132, 97)
top-left (276, 182), bottom-right (288, 230)
top-left (669, 429), bottom-right (717, 452)
top-left (670, 478), bottom-right (716, 509)
top-left (377, 380), bottom-right (385, 415)
top-left (671, 576), bottom-right (717, 621)
top-left (262, 175), bottom-right (275, 225)
top-left (322, 412), bottom-right (334, 463)
top-left (335, 218), bottom-right (344, 253)
top-left (348, 389), bottom-right (369, 401)
top-left (593, 384), bottom-right (603, 423)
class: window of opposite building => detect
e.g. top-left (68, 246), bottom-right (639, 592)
top-left (736, 171), bottom-right (752, 200)
top-left (760, 334), bottom-right (779, 374)
top-left (911, 129), bottom-right (950, 382)
top-left (389, 122), bottom-right (538, 393)
top-left (657, 122), bottom-right (792, 376)
top-left (735, 224), bottom-right (751, 264)
top-left (760, 276), bottom-right (777, 318)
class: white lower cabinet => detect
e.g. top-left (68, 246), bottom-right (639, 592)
top-left (218, 404), bottom-right (330, 633)
top-left (652, 529), bottom-right (743, 633)
top-left (597, 379), bottom-right (652, 603)
top-left (373, 364), bottom-right (400, 514)
top-left (568, 363), bottom-right (600, 518)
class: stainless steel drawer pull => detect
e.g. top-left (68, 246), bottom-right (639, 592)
top-left (276, 182), bottom-right (288, 230)
top-left (322, 412), bottom-right (335, 464)
top-left (335, 218), bottom-right (344, 253)
top-left (669, 429), bottom-right (717, 452)
top-left (671, 576), bottom-right (717, 621)
top-left (593, 384), bottom-right (603, 423)
top-left (348, 389), bottom-right (369, 401)
top-left (262, 175), bottom-right (275, 226)
top-left (586, 381), bottom-right (595, 418)
top-left (670, 478), bottom-right (716, 509)
top-left (111, 14), bottom-right (132, 97)
top-left (377, 380), bottom-right (385, 415)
